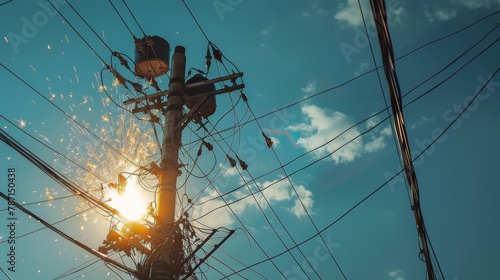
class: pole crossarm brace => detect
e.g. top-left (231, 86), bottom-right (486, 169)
top-left (179, 84), bottom-right (245, 129)
top-left (121, 44), bottom-right (245, 279)
top-left (181, 229), bottom-right (217, 268)
top-left (182, 230), bottom-right (235, 280)
top-left (130, 84), bottom-right (244, 115)
top-left (123, 72), bottom-right (244, 107)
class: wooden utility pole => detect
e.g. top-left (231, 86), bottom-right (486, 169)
top-left (122, 40), bottom-right (244, 279)
top-left (157, 45), bottom-right (186, 227)
top-left (146, 45), bottom-right (188, 280)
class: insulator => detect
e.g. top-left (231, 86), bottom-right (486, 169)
top-left (202, 140), bottom-right (213, 151)
top-left (237, 156), bottom-right (248, 170)
top-left (205, 47), bottom-right (212, 70)
top-left (262, 132), bottom-right (273, 148)
top-left (227, 155), bottom-right (236, 167)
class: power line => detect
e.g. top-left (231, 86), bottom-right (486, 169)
top-left (0, 191), bottom-right (148, 279)
top-left (223, 66), bottom-right (499, 277)
top-left (403, 30), bottom-right (499, 106)
top-left (121, 0), bottom-right (147, 36)
top-left (234, 89), bottom-right (348, 278)
top-left (48, 0), bottom-right (107, 63)
top-left (186, 11), bottom-right (499, 144)
top-left (0, 204), bottom-right (93, 244)
top-left (108, 0), bottom-right (136, 38)
top-left (180, 0), bottom-right (210, 42)
top-left (0, 127), bottom-right (127, 221)
top-left (193, 19), bottom-right (498, 209)
top-left (195, 33), bottom-right (498, 217)
top-left (0, 0), bottom-right (13, 6)
top-left (195, 122), bottom-right (319, 279)
top-left (398, 10), bottom-right (499, 61)
top-left (356, 0), bottom-right (413, 208)
top-left (0, 63), bottom-right (141, 168)
top-left (0, 115), bottom-right (111, 183)
top-left (369, 0), bottom-right (436, 277)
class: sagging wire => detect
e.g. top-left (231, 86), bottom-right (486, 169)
top-left (191, 121), bottom-right (320, 279)
top-left (0, 191), bottom-right (147, 279)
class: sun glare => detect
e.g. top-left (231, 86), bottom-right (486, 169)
top-left (107, 177), bottom-right (148, 221)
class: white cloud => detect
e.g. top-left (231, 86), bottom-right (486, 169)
top-left (364, 135), bottom-right (386, 153)
top-left (261, 24), bottom-right (273, 36)
top-left (334, 0), bottom-right (405, 27)
top-left (270, 136), bottom-right (280, 147)
top-left (425, 0), bottom-right (499, 22)
top-left (388, 269), bottom-right (406, 280)
top-left (288, 185), bottom-right (314, 218)
top-left (411, 115), bottom-right (434, 130)
top-left (301, 81), bottom-right (317, 94)
top-left (301, 3), bottom-right (331, 18)
top-left (191, 177), bottom-right (315, 228)
top-left (451, 0), bottom-right (500, 9)
top-left (334, 0), bottom-right (364, 27)
top-left (287, 105), bottom-right (391, 164)
top-left (424, 5), bottom-right (458, 22)
top-left (259, 179), bottom-right (292, 204)
top-left (256, 178), bottom-right (314, 219)
top-left (191, 189), bottom-right (237, 228)
top-left (316, 8), bottom-right (330, 16)
top-left (220, 163), bottom-right (239, 177)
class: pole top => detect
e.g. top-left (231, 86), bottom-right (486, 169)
top-left (174, 45), bottom-right (185, 54)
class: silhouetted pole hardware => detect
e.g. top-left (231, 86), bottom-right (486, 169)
top-left (115, 36), bottom-right (244, 279)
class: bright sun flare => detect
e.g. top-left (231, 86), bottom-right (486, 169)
top-left (107, 178), bottom-right (148, 221)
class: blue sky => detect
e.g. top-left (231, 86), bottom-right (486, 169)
top-left (0, 0), bottom-right (499, 279)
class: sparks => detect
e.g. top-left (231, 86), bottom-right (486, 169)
top-left (17, 118), bottom-right (26, 128)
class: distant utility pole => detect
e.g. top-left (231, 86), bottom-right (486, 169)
top-left (122, 37), bottom-right (243, 279)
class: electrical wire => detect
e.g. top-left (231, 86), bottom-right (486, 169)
top-left (204, 130), bottom-right (318, 279)
top-left (108, 0), bottom-right (136, 38)
top-left (194, 104), bottom-right (324, 278)
top-left (192, 20), bottom-right (498, 208)
top-left (184, 12), bottom-right (499, 146)
top-left (0, 115), bottom-right (111, 183)
top-left (0, 0), bottom-right (13, 7)
top-left (121, 0), bottom-right (147, 36)
top-left (64, 0), bottom-right (114, 53)
top-left (180, 0), bottom-right (210, 42)
top-left (356, 0), bottom-right (413, 207)
top-left (397, 10), bottom-right (499, 61)
top-left (0, 63), bottom-right (141, 168)
top-left (223, 67), bottom-right (498, 276)
top-left (0, 204), bottom-right (94, 243)
top-left (0, 193), bottom-right (75, 212)
top-left (0, 127), bottom-right (131, 222)
top-left (0, 191), bottom-right (148, 279)
top-left (1, 1), bottom-right (496, 278)
top-left (52, 257), bottom-right (102, 280)
top-left (174, 136), bottom-right (289, 278)
top-left (48, 0), bottom-right (107, 63)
